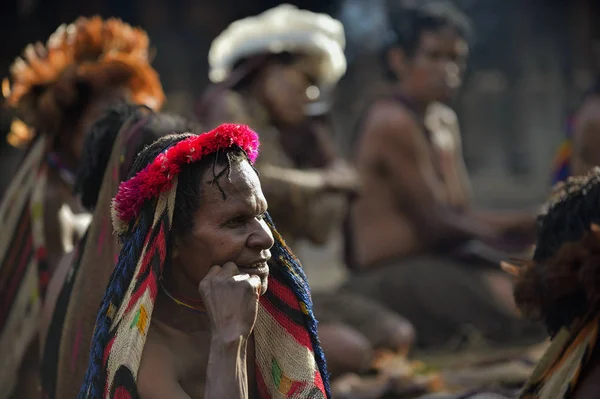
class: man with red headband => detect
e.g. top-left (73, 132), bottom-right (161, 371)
top-left (78, 124), bottom-right (331, 399)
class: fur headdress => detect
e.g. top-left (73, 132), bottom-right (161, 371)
top-left (504, 167), bottom-right (600, 335)
top-left (3, 16), bottom-right (165, 137)
top-left (208, 4), bottom-right (346, 89)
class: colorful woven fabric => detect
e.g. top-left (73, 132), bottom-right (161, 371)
top-left (43, 109), bottom-right (155, 399)
top-left (519, 312), bottom-right (600, 399)
top-left (550, 116), bottom-right (574, 185)
top-left (0, 137), bottom-right (48, 397)
top-left (79, 124), bottom-right (330, 398)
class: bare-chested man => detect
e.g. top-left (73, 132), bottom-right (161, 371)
top-left (342, 2), bottom-right (545, 350)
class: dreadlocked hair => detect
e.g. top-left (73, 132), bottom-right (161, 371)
top-left (74, 102), bottom-right (196, 210)
top-left (80, 133), bottom-right (251, 398)
top-left (513, 167), bottom-right (600, 336)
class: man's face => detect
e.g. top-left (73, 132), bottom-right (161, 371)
top-left (395, 26), bottom-right (469, 103)
top-left (261, 55), bottom-right (321, 126)
top-left (172, 160), bottom-right (274, 295)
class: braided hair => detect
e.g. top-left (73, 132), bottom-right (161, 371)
top-left (514, 168), bottom-right (600, 336)
top-left (74, 102), bottom-right (196, 210)
top-left (79, 133), bottom-right (251, 398)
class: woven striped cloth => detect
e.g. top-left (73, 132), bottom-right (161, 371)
top-left (42, 111), bottom-right (155, 399)
top-left (79, 126), bottom-right (330, 398)
top-left (0, 137), bottom-right (48, 397)
top-left (519, 312), bottom-right (600, 399)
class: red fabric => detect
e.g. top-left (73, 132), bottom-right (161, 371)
top-left (261, 294), bottom-right (313, 349)
top-left (113, 387), bottom-right (132, 399)
top-left (268, 277), bottom-right (302, 311)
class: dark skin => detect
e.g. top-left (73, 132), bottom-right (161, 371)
top-left (572, 351), bottom-right (600, 398)
top-left (349, 27), bottom-right (536, 314)
top-left (352, 28), bottom-right (536, 263)
top-left (572, 94), bottom-right (600, 176)
top-left (137, 159), bottom-right (274, 399)
top-left (208, 54), bottom-right (359, 195)
top-left (43, 88), bottom-right (130, 275)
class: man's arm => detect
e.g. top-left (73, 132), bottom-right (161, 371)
top-left (364, 101), bottom-right (495, 248)
top-left (573, 97), bottom-right (600, 175)
top-left (204, 335), bottom-right (251, 399)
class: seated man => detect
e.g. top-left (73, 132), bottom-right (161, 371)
top-left (78, 124), bottom-right (331, 398)
top-left (343, 2), bottom-right (544, 350)
top-left (510, 168), bottom-right (600, 399)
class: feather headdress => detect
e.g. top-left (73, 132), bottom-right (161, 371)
top-left (3, 16), bottom-right (164, 138)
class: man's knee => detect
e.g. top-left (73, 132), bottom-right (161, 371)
top-left (318, 322), bottom-right (373, 378)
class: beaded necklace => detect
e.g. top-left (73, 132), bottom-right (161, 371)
top-left (159, 279), bottom-right (206, 314)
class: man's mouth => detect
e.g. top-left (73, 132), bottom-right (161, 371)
top-left (238, 261), bottom-right (269, 278)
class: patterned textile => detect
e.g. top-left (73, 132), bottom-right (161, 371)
top-left (48, 109), bottom-right (167, 399)
top-left (519, 312), bottom-right (600, 399)
top-left (79, 125), bottom-right (330, 398)
top-left (0, 137), bottom-right (48, 397)
top-left (550, 116), bottom-right (574, 185)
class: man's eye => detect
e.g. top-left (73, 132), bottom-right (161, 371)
top-left (226, 217), bottom-right (246, 227)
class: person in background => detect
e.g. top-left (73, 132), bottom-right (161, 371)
top-left (197, 4), bottom-right (415, 381)
top-left (507, 168), bottom-right (600, 399)
top-left (342, 2), bottom-right (544, 351)
top-left (40, 103), bottom-right (195, 399)
top-left (0, 17), bottom-right (164, 397)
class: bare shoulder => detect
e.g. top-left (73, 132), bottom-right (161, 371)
top-left (363, 100), bottom-right (423, 155)
top-left (577, 96), bottom-right (600, 130)
top-left (137, 324), bottom-right (189, 399)
top-left (362, 99), bottom-right (421, 141)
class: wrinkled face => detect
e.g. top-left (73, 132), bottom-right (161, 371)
top-left (389, 26), bottom-right (468, 103)
top-left (261, 55), bottom-right (321, 126)
top-left (172, 159), bottom-right (274, 294)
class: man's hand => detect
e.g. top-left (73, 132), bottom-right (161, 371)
top-left (199, 262), bottom-right (261, 340)
top-left (323, 160), bottom-right (361, 194)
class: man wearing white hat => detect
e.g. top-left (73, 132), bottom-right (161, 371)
top-left (198, 4), bottom-right (356, 250)
top-left (197, 4), bottom-right (416, 382)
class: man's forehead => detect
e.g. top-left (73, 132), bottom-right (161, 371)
top-left (201, 161), bottom-right (262, 203)
top-left (420, 29), bottom-right (469, 54)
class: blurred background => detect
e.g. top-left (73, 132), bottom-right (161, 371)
top-left (1, 0), bottom-right (599, 287)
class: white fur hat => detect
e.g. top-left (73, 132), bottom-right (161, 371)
top-left (209, 4), bottom-right (347, 88)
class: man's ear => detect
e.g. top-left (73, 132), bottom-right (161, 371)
top-left (172, 235), bottom-right (180, 261)
top-left (387, 47), bottom-right (407, 80)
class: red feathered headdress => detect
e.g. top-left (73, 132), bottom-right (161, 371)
top-left (111, 123), bottom-right (259, 234)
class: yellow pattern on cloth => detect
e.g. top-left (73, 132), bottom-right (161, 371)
top-left (519, 312), bottom-right (600, 399)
